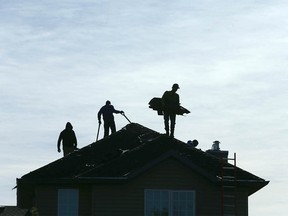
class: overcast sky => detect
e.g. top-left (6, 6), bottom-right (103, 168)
top-left (1, 0), bottom-right (287, 215)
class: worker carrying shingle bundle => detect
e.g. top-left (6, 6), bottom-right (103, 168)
top-left (149, 83), bottom-right (190, 138)
top-left (161, 83), bottom-right (181, 138)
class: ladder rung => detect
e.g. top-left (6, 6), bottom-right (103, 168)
top-left (224, 204), bottom-right (235, 208)
top-left (224, 194), bottom-right (236, 198)
top-left (223, 176), bottom-right (235, 179)
top-left (223, 185), bottom-right (236, 189)
top-left (223, 166), bottom-right (235, 170)
top-left (222, 180), bottom-right (236, 184)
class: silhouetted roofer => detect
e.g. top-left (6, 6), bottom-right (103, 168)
top-left (162, 83), bottom-right (180, 137)
top-left (57, 122), bottom-right (77, 156)
top-left (98, 100), bottom-right (124, 137)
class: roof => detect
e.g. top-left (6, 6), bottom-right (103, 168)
top-left (18, 123), bottom-right (269, 195)
top-left (0, 206), bottom-right (29, 216)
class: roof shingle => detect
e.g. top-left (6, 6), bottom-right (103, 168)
top-left (19, 123), bottom-right (268, 195)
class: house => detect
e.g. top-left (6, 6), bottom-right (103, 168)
top-left (16, 123), bottom-right (269, 216)
top-left (0, 206), bottom-right (29, 216)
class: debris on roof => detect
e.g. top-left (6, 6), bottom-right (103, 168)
top-left (0, 206), bottom-right (29, 216)
top-left (19, 123), bottom-right (269, 195)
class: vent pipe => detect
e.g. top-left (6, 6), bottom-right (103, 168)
top-left (206, 140), bottom-right (228, 161)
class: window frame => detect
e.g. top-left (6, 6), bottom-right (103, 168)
top-left (144, 189), bottom-right (196, 216)
top-left (57, 188), bottom-right (79, 216)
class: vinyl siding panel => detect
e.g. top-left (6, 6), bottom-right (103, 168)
top-left (35, 185), bottom-right (92, 216)
top-left (27, 158), bottom-right (249, 216)
top-left (92, 158), bottom-right (229, 216)
top-left (35, 186), bottom-right (57, 216)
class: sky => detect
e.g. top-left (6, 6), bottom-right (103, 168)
top-left (0, 0), bottom-right (287, 215)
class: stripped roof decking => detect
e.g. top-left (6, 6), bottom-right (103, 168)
top-left (19, 123), bottom-right (268, 195)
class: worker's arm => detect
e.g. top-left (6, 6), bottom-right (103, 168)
top-left (74, 132), bottom-right (78, 148)
top-left (97, 109), bottom-right (102, 124)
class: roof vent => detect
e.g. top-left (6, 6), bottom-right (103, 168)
top-left (211, 140), bottom-right (220, 150)
top-left (187, 139), bottom-right (198, 147)
top-left (206, 140), bottom-right (228, 161)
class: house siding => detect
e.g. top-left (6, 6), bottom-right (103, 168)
top-left (18, 158), bottom-right (250, 216)
top-left (91, 158), bottom-right (247, 216)
top-left (236, 189), bottom-right (249, 215)
top-left (35, 186), bottom-right (57, 216)
top-left (17, 180), bottom-right (35, 209)
top-left (33, 185), bottom-right (92, 216)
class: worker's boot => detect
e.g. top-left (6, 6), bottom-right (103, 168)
top-left (165, 128), bottom-right (169, 136)
top-left (164, 121), bottom-right (169, 136)
top-left (170, 125), bottom-right (175, 138)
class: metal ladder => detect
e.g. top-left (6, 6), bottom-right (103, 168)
top-left (221, 153), bottom-right (237, 216)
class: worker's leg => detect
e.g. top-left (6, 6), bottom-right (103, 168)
top-left (110, 121), bottom-right (116, 134)
top-left (104, 121), bottom-right (110, 137)
top-left (63, 146), bottom-right (74, 156)
top-left (170, 114), bottom-right (176, 137)
top-left (163, 112), bottom-right (170, 135)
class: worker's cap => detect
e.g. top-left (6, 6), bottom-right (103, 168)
top-left (106, 100), bottom-right (111, 105)
top-left (172, 83), bottom-right (180, 89)
top-left (213, 140), bottom-right (220, 144)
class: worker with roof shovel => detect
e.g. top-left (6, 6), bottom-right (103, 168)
top-left (97, 100), bottom-right (124, 139)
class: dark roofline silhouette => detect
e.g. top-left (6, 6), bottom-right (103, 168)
top-left (18, 123), bottom-right (269, 195)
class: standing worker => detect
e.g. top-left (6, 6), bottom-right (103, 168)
top-left (57, 122), bottom-right (77, 156)
top-left (98, 100), bottom-right (124, 137)
top-left (162, 83), bottom-right (180, 137)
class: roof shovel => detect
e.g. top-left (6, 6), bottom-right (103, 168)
top-left (121, 112), bottom-right (131, 123)
top-left (96, 122), bottom-right (101, 142)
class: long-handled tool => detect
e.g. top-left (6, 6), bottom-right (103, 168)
top-left (121, 112), bottom-right (131, 123)
top-left (96, 122), bottom-right (101, 142)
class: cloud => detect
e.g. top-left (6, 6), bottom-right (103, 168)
top-left (1, 1), bottom-right (288, 215)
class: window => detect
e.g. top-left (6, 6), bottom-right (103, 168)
top-left (145, 190), bottom-right (195, 216)
top-left (58, 189), bottom-right (79, 216)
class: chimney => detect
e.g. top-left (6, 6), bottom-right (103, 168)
top-left (206, 140), bottom-right (228, 162)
